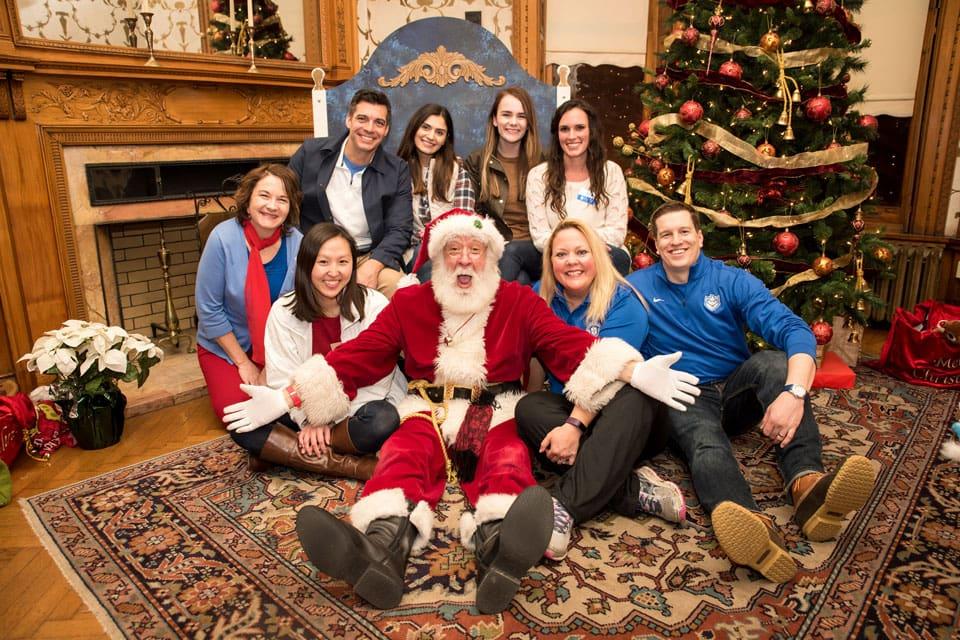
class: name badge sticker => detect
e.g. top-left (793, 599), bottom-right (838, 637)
top-left (576, 188), bottom-right (597, 206)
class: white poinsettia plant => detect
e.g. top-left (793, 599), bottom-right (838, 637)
top-left (19, 320), bottom-right (164, 401)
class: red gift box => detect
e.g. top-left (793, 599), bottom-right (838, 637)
top-left (813, 350), bottom-right (856, 390)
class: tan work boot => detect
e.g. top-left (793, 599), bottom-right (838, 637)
top-left (792, 455), bottom-right (875, 542)
top-left (255, 423), bottom-right (378, 480)
top-left (712, 501), bottom-right (797, 584)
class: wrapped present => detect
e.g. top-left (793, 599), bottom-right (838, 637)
top-left (813, 351), bottom-right (856, 389)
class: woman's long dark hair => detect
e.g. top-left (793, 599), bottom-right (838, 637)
top-left (477, 87), bottom-right (542, 202)
top-left (286, 223), bottom-right (367, 323)
top-left (397, 103), bottom-right (457, 204)
top-left (544, 99), bottom-right (610, 216)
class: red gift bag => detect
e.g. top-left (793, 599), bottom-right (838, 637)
top-left (0, 393), bottom-right (33, 466)
top-left (868, 300), bottom-right (960, 388)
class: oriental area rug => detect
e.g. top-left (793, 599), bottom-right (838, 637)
top-left (22, 368), bottom-right (960, 639)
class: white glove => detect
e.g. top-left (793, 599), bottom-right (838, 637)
top-left (222, 384), bottom-right (290, 433)
top-left (629, 352), bottom-right (701, 412)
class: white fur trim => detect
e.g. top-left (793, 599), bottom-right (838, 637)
top-left (433, 307), bottom-right (491, 387)
top-left (395, 273), bottom-right (420, 290)
top-left (459, 492), bottom-right (518, 551)
top-left (427, 213), bottom-right (505, 264)
top-left (349, 489), bottom-right (434, 554)
top-left (291, 355), bottom-right (351, 426)
top-left (941, 440), bottom-right (960, 462)
top-left (564, 337), bottom-right (640, 413)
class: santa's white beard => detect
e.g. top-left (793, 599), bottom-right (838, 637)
top-left (432, 258), bottom-right (500, 315)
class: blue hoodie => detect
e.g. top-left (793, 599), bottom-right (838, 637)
top-left (627, 255), bottom-right (816, 383)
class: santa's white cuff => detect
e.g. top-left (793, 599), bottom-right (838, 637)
top-left (292, 354), bottom-right (351, 427)
top-left (459, 492), bottom-right (517, 551)
top-left (350, 488), bottom-right (434, 553)
top-left (564, 337), bottom-right (640, 413)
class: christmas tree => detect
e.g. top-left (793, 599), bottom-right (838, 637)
top-left (207, 0), bottom-right (297, 60)
top-left (616, 0), bottom-right (893, 346)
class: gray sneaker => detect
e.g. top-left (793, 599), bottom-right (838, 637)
top-left (635, 466), bottom-right (686, 524)
top-left (545, 497), bottom-right (573, 560)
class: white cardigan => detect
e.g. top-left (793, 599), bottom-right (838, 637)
top-left (525, 160), bottom-right (628, 252)
top-left (263, 289), bottom-right (407, 426)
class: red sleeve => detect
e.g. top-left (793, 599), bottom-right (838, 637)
top-left (324, 300), bottom-right (404, 400)
top-left (522, 289), bottom-right (597, 383)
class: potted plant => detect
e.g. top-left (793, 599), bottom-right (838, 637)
top-left (18, 320), bottom-right (163, 449)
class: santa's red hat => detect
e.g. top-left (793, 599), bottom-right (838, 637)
top-left (411, 209), bottom-right (506, 273)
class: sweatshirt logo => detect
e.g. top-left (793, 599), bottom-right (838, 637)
top-left (704, 294), bottom-right (721, 312)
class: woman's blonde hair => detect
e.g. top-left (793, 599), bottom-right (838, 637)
top-left (539, 219), bottom-right (640, 325)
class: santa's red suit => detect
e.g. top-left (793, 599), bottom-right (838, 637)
top-left (291, 278), bottom-right (640, 552)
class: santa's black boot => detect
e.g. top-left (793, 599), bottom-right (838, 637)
top-left (473, 485), bottom-right (553, 614)
top-left (296, 506), bottom-right (417, 609)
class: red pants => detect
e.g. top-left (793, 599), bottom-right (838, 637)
top-left (362, 414), bottom-right (536, 508)
top-left (197, 344), bottom-right (251, 420)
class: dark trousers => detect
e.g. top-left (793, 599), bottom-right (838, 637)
top-left (515, 385), bottom-right (666, 524)
top-left (230, 399), bottom-right (400, 456)
top-left (664, 350), bottom-right (824, 515)
top-left (499, 240), bottom-right (542, 284)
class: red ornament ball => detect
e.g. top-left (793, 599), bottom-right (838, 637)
top-left (634, 155), bottom-right (647, 167)
top-left (826, 140), bottom-right (842, 150)
top-left (701, 139), bottom-right (721, 158)
top-left (718, 59), bottom-right (743, 81)
top-left (805, 95), bottom-right (833, 123)
top-left (210, 0), bottom-right (225, 12)
top-left (679, 100), bottom-right (704, 125)
top-left (733, 106), bottom-right (752, 122)
top-left (851, 217), bottom-right (865, 232)
top-left (737, 252), bottom-right (753, 268)
top-left (638, 118), bottom-right (652, 138)
top-left (811, 319), bottom-right (834, 345)
top-left (682, 26), bottom-right (701, 46)
top-left (773, 230), bottom-right (800, 256)
top-left (283, 51), bottom-right (298, 61)
top-left (816, 0), bottom-right (837, 14)
top-left (859, 114), bottom-right (879, 130)
top-left (649, 158), bottom-right (664, 173)
top-left (757, 142), bottom-right (777, 157)
top-left (254, 13), bottom-right (263, 25)
top-left (656, 166), bottom-right (676, 187)
top-left (632, 252), bottom-right (657, 270)
top-left (655, 74), bottom-right (670, 90)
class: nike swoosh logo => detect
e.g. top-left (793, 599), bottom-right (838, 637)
top-left (653, 297), bottom-right (664, 303)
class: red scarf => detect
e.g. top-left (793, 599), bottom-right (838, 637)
top-left (243, 221), bottom-right (282, 367)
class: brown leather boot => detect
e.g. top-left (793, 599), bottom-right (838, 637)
top-left (258, 424), bottom-right (378, 480)
top-left (328, 418), bottom-right (360, 454)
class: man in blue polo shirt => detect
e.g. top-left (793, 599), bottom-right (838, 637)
top-left (628, 201), bottom-right (876, 584)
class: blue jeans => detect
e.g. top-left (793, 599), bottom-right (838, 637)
top-left (231, 399), bottom-right (400, 455)
top-left (499, 240), bottom-right (542, 284)
top-left (664, 350), bottom-right (823, 514)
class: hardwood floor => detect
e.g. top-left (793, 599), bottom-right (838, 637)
top-left (0, 329), bottom-right (891, 639)
top-left (0, 397), bottom-right (223, 640)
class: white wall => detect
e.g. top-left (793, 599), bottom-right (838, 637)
top-left (545, 0), bottom-right (648, 67)
top-left (852, 0), bottom-right (929, 117)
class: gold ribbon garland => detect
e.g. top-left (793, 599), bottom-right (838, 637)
top-left (664, 33), bottom-right (846, 68)
top-left (770, 252), bottom-right (853, 297)
top-left (643, 114), bottom-right (869, 169)
top-left (628, 168), bottom-right (877, 228)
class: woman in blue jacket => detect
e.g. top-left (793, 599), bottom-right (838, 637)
top-left (516, 219), bottom-right (691, 560)
top-left (195, 164), bottom-right (303, 431)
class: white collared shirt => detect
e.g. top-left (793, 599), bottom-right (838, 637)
top-left (325, 141), bottom-right (373, 251)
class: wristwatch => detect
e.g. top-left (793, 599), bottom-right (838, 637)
top-left (783, 383), bottom-right (807, 399)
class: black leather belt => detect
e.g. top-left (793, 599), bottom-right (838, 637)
top-left (421, 381), bottom-right (522, 406)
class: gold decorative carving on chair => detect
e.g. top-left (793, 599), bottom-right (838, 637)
top-left (377, 46), bottom-right (506, 88)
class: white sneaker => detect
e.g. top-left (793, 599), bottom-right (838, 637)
top-left (635, 466), bottom-right (686, 524)
top-left (545, 497), bottom-right (573, 561)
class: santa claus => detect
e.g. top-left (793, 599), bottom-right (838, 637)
top-left (223, 211), bottom-right (694, 613)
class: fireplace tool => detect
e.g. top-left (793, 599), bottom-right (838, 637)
top-left (150, 223), bottom-right (194, 352)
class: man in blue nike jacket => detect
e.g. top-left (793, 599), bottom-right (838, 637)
top-left (628, 201), bottom-right (876, 584)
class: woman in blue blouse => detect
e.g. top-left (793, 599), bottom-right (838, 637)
top-left (196, 164), bottom-right (303, 428)
top-left (517, 218), bottom-right (686, 560)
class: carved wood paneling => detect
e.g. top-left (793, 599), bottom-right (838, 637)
top-left (512, 0), bottom-right (544, 79)
top-left (27, 78), bottom-right (312, 126)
